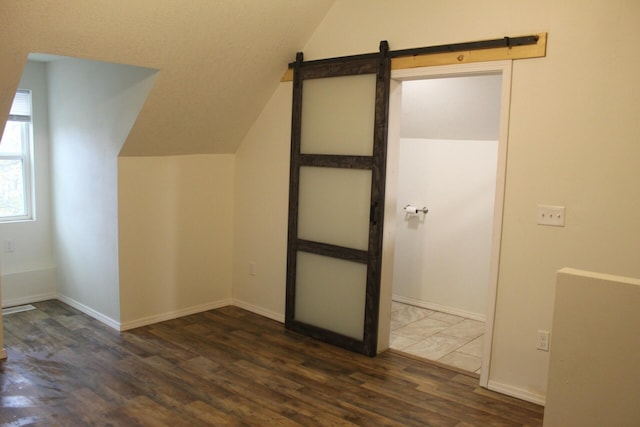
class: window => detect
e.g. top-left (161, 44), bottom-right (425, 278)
top-left (0, 89), bottom-right (34, 221)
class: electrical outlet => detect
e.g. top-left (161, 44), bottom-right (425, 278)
top-left (249, 262), bottom-right (256, 276)
top-left (537, 205), bottom-right (566, 227)
top-left (537, 330), bottom-right (550, 351)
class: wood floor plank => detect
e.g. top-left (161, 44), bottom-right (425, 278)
top-left (183, 400), bottom-right (247, 427)
top-left (0, 301), bottom-right (544, 426)
top-left (220, 356), bottom-right (377, 425)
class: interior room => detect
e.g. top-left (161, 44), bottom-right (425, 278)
top-left (389, 74), bottom-right (502, 374)
top-left (1, 1), bottom-right (639, 425)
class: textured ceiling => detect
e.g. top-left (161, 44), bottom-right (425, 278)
top-left (0, 0), bottom-right (335, 155)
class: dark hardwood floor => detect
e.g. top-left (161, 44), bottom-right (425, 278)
top-left (0, 300), bottom-right (544, 426)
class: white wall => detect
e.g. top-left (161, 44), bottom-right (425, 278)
top-left (400, 75), bottom-right (502, 141)
top-left (232, 84), bottom-right (292, 321)
top-left (544, 269), bottom-right (640, 426)
top-left (392, 138), bottom-right (498, 319)
top-left (118, 154), bottom-right (235, 329)
top-left (48, 58), bottom-right (157, 324)
top-left (0, 61), bottom-right (56, 307)
top-left (3, 58), bottom-right (235, 331)
top-left (233, 0), bottom-right (640, 404)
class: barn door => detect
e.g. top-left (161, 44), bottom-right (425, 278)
top-left (285, 42), bottom-right (391, 356)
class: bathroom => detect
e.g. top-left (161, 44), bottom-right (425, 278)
top-left (389, 71), bottom-right (503, 374)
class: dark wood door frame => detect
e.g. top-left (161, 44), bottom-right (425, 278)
top-left (285, 42), bottom-right (391, 356)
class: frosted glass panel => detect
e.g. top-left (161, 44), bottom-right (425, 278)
top-left (295, 251), bottom-right (367, 340)
top-left (298, 166), bottom-right (371, 250)
top-left (301, 74), bottom-right (376, 156)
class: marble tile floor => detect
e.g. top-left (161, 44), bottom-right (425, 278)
top-left (389, 301), bottom-right (485, 374)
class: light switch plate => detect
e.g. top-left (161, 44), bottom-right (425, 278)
top-left (537, 205), bottom-right (565, 227)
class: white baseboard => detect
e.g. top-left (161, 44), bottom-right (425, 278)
top-left (1, 292), bottom-right (57, 308)
top-left (6, 292), bottom-right (281, 335)
top-left (1, 267), bottom-right (56, 307)
top-left (487, 380), bottom-right (546, 406)
top-left (56, 293), bottom-right (121, 331)
top-left (392, 294), bottom-right (485, 322)
top-left (119, 298), bottom-right (233, 331)
top-left (232, 299), bottom-right (284, 323)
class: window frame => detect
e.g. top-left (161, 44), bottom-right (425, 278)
top-left (0, 89), bottom-right (35, 222)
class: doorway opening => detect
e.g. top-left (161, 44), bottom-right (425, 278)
top-left (384, 61), bottom-right (512, 387)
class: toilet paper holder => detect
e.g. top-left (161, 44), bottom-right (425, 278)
top-left (404, 205), bottom-right (429, 214)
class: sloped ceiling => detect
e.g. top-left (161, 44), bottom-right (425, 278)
top-left (0, 0), bottom-right (335, 155)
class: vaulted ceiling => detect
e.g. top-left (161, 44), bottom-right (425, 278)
top-left (0, 0), bottom-right (335, 155)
